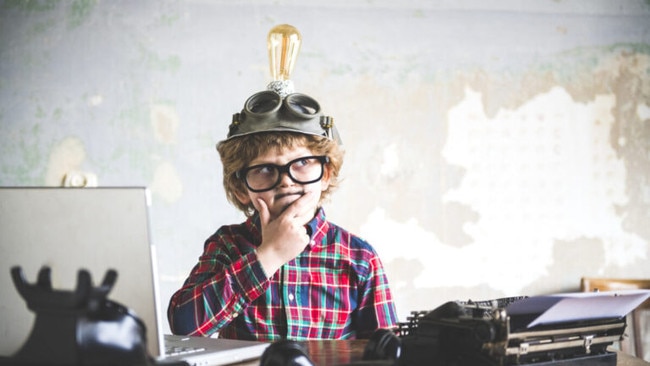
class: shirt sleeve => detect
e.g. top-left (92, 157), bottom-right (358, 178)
top-left (354, 247), bottom-right (399, 338)
top-left (167, 227), bottom-right (269, 336)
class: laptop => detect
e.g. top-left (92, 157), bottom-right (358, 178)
top-left (0, 187), bottom-right (269, 365)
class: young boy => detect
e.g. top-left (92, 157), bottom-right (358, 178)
top-left (167, 90), bottom-right (398, 341)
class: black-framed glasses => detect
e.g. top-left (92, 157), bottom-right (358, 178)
top-left (236, 155), bottom-right (329, 193)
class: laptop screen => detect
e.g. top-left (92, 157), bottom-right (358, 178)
top-left (0, 187), bottom-right (163, 358)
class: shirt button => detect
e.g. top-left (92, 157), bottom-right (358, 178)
top-left (288, 293), bottom-right (295, 301)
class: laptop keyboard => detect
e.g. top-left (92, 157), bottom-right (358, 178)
top-left (165, 345), bottom-right (206, 356)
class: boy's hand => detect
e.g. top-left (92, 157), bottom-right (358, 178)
top-left (255, 192), bottom-right (314, 277)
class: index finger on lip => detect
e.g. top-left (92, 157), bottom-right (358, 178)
top-left (280, 191), bottom-right (312, 218)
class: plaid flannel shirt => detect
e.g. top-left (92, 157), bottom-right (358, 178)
top-left (167, 208), bottom-right (398, 341)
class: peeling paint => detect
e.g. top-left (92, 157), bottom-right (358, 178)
top-left (637, 103), bottom-right (650, 121)
top-left (88, 94), bottom-right (103, 107)
top-left (361, 85), bottom-right (647, 297)
top-left (45, 137), bottom-right (86, 186)
top-left (150, 161), bottom-right (183, 203)
top-left (150, 104), bottom-right (179, 144)
top-left (379, 143), bottom-right (399, 179)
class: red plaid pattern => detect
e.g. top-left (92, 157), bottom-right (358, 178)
top-left (167, 208), bottom-right (398, 341)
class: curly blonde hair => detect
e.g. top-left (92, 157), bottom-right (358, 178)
top-left (217, 132), bottom-right (344, 216)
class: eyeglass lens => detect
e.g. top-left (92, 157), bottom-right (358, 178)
top-left (243, 156), bottom-right (327, 192)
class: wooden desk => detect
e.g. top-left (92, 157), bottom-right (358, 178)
top-left (237, 339), bottom-right (650, 366)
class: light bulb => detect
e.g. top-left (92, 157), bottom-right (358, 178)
top-left (267, 24), bottom-right (302, 82)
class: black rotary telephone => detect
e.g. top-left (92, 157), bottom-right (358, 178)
top-left (0, 266), bottom-right (186, 366)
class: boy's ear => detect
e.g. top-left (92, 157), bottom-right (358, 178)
top-left (320, 165), bottom-right (332, 191)
top-left (234, 189), bottom-right (251, 205)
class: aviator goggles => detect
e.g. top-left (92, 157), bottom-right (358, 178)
top-left (236, 155), bottom-right (329, 192)
top-left (226, 90), bottom-right (341, 144)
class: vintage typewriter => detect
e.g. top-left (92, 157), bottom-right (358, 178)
top-left (392, 293), bottom-right (645, 366)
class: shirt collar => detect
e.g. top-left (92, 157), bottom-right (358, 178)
top-left (307, 207), bottom-right (328, 249)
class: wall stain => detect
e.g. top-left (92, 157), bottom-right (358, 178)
top-left (68, 0), bottom-right (97, 29)
top-left (610, 58), bottom-right (650, 244)
top-left (45, 136), bottom-right (86, 186)
top-left (151, 161), bottom-right (183, 204)
top-left (0, 124), bottom-right (45, 184)
top-left (2, 0), bottom-right (59, 12)
top-left (521, 237), bottom-right (607, 295)
top-left (151, 104), bottom-right (179, 144)
top-left (138, 43), bottom-right (181, 73)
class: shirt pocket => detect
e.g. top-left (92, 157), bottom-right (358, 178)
top-left (303, 269), bottom-right (356, 327)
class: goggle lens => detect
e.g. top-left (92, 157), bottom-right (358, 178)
top-left (285, 94), bottom-right (320, 117)
top-left (245, 91), bottom-right (282, 114)
top-left (243, 91), bottom-right (321, 118)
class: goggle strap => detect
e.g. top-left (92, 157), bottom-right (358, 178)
top-left (227, 113), bottom-right (241, 137)
top-left (226, 112), bottom-right (342, 144)
top-left (320, 116), bottom-right (342, 144)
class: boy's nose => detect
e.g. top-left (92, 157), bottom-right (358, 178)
top-left (277, 170), bottom-right (295, 187)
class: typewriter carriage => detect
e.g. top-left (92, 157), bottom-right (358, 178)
top-left (393, 297), bottom-right (626, 366)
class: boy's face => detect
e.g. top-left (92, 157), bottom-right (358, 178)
top-left (234, 145), bottom-right (331, 221)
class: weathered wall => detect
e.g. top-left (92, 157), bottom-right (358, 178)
top-left (1, 0), bottom-right (649, 339)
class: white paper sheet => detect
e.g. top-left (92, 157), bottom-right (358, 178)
top-left (505, 289), bottom-right (650, 328)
